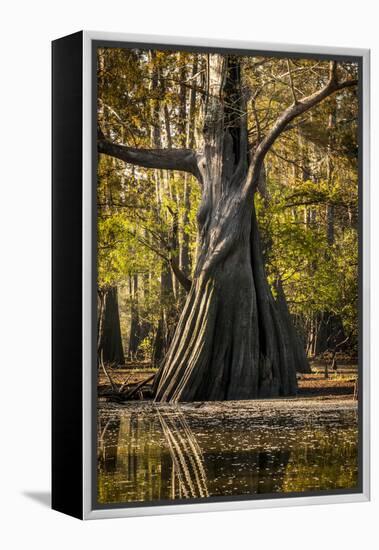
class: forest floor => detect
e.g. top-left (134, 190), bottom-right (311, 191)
top-left (98, 361), bottom-right (358, 400)
top-left (297, 362), bottom-right (357, 398)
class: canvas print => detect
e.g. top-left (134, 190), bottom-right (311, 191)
top-left (96, 45), bottom-right (360, 506)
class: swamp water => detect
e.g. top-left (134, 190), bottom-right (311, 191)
top-left (97, 398), bottom-right (358, 504)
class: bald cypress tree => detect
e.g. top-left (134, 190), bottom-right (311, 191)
top-left (99, 54), bottom-right (357, 402)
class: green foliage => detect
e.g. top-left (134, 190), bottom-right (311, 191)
top-left (97, 47), bottom-right (359, 360)
top-left (256, 113), bottom-right (358, 347)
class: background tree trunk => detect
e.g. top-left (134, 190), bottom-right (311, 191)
top-left (100, 286), bottom-right (125, 365)
top-left (256, 161), bottom-right (310, 375)
top-left (180, 55), bottom-right (198, 286)
top-left (313, 104), bottom-right (346, 357)
top-left (128, 274), bottom-right (141, 360)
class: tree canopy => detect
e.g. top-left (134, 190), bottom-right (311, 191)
top-left (96, 47), bottom-right (358, 399)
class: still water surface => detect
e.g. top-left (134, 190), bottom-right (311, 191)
top-left (97, 399), bottom-right (358, 504)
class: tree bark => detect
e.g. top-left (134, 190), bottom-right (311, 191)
top-left (154, 56), bottom-right (297, 401)
top-left (100, 286), bottom-right (125, 366)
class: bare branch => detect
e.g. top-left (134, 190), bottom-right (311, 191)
top-left (98, 139), bottom-right (201, 180)
top-left (251, 99), bottom-right (261, 142)
top-left (270, 147), bottom-right (312, 177)
top-left (286, 59), bottom-right (297, 104)
top-left (245, 61), bottom-right (358, 194)
top-left (169, 258), bottom-right (192, 292)
top-left (123, 374), bottom-right (155, 400)
top-left (126, 230), bottom-right (192, 292)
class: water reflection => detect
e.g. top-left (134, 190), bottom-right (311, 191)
top-left (157, 409), bottom-right (209, 498)
top-left (97, 401), bottom-right (358, 504)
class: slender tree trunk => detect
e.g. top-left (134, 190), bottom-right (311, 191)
top-left (152, 264), bottom-right (177, 366)
top-left (128, 274), bottom-right (140, 360)
top-left (180, 55), bottom-right (198, 283)
top-left (315, 105), bottom-right (346, 356)
top-left (148, 55), bottom-right (179, 365)
top-left (326, 109), bottom-right (335, 246)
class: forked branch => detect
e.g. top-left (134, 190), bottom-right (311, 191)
top-left (245, 61), bottom-right (358, 194)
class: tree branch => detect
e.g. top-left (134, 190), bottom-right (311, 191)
top-left (245, 61), bottom-right (358, 194)
top-left (169, 258), bottom-right (192, 292)
top-left (98, 139), bottom-right (201, 180)
top-left (286, 59), bottom-right (298, 104)
top-left (126, 230), bottom-right (192, 292)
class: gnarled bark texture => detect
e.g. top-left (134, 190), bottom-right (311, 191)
top-left (154, 56), bottom-right (299, 401)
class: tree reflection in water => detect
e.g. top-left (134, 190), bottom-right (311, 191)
top-left (156, 407), bottom-right (209, 499)
top-left (97, 402), bottom-right (358, 504)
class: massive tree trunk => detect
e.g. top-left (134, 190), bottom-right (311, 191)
top-left (100, 286), bottom-right (125, 365)
top-left (154, 56), bottom-right (299, 401)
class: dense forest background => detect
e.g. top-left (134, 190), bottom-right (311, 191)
top-left (97, 48), bottom-right (358, 379)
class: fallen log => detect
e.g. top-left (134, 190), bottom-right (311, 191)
top-left (123, 374), bottom-right (155, 400)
